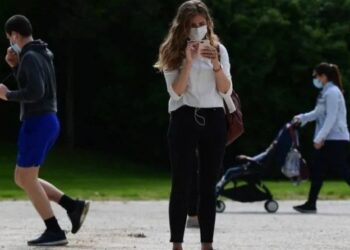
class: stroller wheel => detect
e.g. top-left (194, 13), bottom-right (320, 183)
top-left (216, 200), bottom-right (226, 213)
top-left (264, 200), bottom-right (278, 213)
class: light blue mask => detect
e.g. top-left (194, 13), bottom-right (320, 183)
top-left (10, 41), bottom-right (21, 55)
top-left (313, 79), bottom-right (323, 89)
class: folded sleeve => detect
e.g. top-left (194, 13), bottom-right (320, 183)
top-left (164, 69), bottom-right (182, 101)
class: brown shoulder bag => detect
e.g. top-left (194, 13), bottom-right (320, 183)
top-left (216, 45), bottom-right (244, 145)
top-left (224, 90), bottom-right (244, 146)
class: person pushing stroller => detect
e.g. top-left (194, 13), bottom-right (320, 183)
top-left (293, 63), bottom-right (350, 213)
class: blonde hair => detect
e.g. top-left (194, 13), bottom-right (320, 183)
top-left (154, 0), bottom-right (219, 71)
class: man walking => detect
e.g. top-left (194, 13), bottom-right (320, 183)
top-left (0, 15), bottom-right (89, 246)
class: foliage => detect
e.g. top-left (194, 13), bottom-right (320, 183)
top-left (1, 0), bottom-right (350, 172)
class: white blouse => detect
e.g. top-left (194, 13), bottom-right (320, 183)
top-left (163, 44), bottom-right (235, 113)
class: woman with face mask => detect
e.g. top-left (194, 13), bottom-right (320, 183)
top-left (293, 63), bottom-right (350, 213)
top-left (155, 1), bottom-right (234, 249)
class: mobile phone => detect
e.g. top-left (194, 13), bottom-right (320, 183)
top-left (197, 40), bottom-right (210, 58)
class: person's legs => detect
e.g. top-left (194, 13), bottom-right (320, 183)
top-left (188, 149), bottom-right (199, 217)
top-left (15, 115), bottom-right (68, 246)
top-left (39, 114), bottom-right (90, 233)
top-left (168, 107), bottom-right (198, 249)
top-left (294, 143), bottom-right (328, 213)
top-left (307, 147), bottom-right (328, 206)
top-left (187, 149), bottom-right (199, 228)
top-left (15, 167), bottom-right (56, 220)
top-left (38, 178), bottom-right (89, 234)
top-left (15, 166), bottom-right (67, 246)
top-left (33, 128), bottom-right (90, 229)
top-left (326, 141), bottom-right (350, 186)
top-left (15, 113), bottom-right (89, 245)
top-left (38, 179), bottom-right (79, 214)
top-left (35, 125), bottom-right (65, 204)
top-left (38, 178), bottom-right (64, 202)
top-left (169, 145), bottom-right (196, 248)
top-left (197, 109), bottom-right (226, 249)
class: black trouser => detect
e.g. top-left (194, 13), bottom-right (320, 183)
top-left (307, 140), bottom-right (350, 205)
top-left (188, 148), bottom-right (199, 217)
top-left (168, 106), bottom-right (227, 243)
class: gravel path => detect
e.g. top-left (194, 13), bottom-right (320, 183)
top-left (1, 200), bottom-right (350, 250)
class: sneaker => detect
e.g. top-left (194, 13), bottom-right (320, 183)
top-left (186, 216), bottom-right (199, 228)
top-left (293, 203), bottom-right (317, 214)
top-left (27, 229), bottom-right (68, 246)
top-left (68, 200), bottom-right (90, 234)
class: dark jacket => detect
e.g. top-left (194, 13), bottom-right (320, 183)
top-left (6, 40), bottom-right (57, 120)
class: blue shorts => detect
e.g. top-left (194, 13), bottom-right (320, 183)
top-left (17, 113), bottom-right (60, 167)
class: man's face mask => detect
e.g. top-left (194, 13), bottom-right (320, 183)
top-left (9, 34), bottom-right (21, 54)
top-left (10, 42), bottom-right (21, 55)
top-left (189, 25), bottom-right (207, 41)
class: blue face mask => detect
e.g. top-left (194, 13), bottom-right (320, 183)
top-left (313, 79), bottom-right (323, 89)
top-left (10, 41), bottom-right (21, 55)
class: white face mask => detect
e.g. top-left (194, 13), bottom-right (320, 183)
top-left (189, 25), bottom-right (207, 41)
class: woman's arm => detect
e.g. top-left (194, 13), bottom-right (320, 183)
top-left (212, 45), bottom-right (231, 95)
top-left (201, 44), bottom-right (232, 95)
top-left (213, 62), bottom-right (231, 94)
top-left (164, 60), bottom-right (192, 101)
top-left (171, 60), bottom-right (192, 97)
top-left (297, 108), bottom-right (320, 125)
top-left (164, 42), bottom-right (198, 100)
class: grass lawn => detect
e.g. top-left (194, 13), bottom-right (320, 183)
top-left (0, 145), bottom-right (171, 200)
top-left (1, 144), bottom-right (350, 201)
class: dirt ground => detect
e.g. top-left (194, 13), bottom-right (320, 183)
top-left (1, 200), bottom-right (350, 250)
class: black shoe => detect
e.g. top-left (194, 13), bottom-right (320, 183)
top-left (27, 229), bottom-right (68, 246)
top-left (68, 200), bottom-right (90, 234)
top-left (293, 203), bottom-right (317, 214)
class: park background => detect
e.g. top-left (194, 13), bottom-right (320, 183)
top-left (1, 0), bottom-right (350, 200)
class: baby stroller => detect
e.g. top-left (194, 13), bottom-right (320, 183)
top-left (215, 121), bottom-right (308, 213)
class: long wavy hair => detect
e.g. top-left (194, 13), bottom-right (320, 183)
top-left (154, 0), bottom-right (219, 71)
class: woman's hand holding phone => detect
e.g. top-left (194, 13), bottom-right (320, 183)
top-left (186, 41), bottom-right (199, 64)
top-left (199, 40), bottom-right (218, 62)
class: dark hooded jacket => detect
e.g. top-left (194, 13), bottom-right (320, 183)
top-left (6, 40), bottom-right (57, 120)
